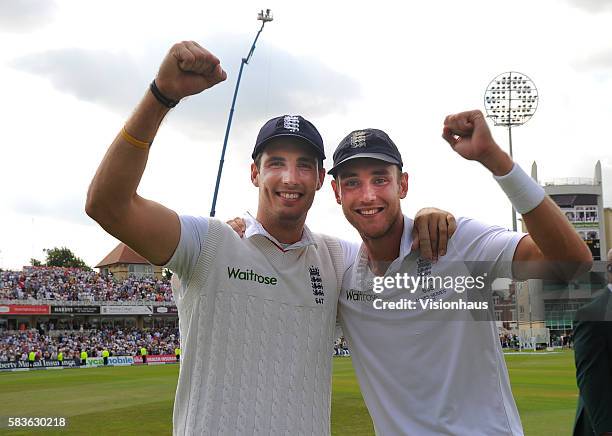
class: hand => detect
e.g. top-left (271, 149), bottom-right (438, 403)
top-left (155, 41), bottom-right (227, 101)
top-left (227, 217), bottom-right (246, 238)
top-left (441, 110), bottom-right (512, 176)
top-left (411, 208), bottom-right (457, 261)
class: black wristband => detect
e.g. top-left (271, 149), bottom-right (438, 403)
top-left (150, 80), bottom-right (179, 108)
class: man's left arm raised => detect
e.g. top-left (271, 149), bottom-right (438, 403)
top-left (442, 110), bottom-right (593, 281)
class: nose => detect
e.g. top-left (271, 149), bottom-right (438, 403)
top-left (362, 182), bottom-right (376, 202)
top-left (281, 165), bottom-right (298, 185)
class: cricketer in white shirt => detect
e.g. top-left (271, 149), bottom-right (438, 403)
top-left (328, 116), bottom-right (591, 435)
top-left (338, 214), bottom-right (525, 435)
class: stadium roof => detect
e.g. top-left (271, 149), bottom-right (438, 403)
top-left (95, 243), bottom-right (152, 268)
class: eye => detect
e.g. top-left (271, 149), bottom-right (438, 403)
top-left (344, 179), bottom-right (359, 188)
top-left (374, 177), bottom-right (388, 185)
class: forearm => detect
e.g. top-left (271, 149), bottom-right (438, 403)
top-left (483, 148), bottom-right (591, 278)
top-left (482, 148), bottom-right (589, 261)
top-left (521, 196), bottom-right (590, 262)
top-left (86, 89), bottom-right (170, 219)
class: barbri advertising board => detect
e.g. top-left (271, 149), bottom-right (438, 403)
top-left (100, 305), bottom-right (153, 315)
top-left (50, 305), bottom-right (101, 314)
top-left (133, 354), bottom-right (176, 365)
top-left (0, 359), bottom-right (78, 371)
top-left (0, 304), bottom-right (50, 315)
top-left (86, 356), bottom-right (134, 367)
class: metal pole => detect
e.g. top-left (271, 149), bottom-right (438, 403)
top-left (528, 286), bottom-right (533, 348)
top-left (508, 125), bottom-right (517, 232)
top-left (210, 22), bottom-right (267, 217)
top-left (508, 72), bottom-right (517, 232)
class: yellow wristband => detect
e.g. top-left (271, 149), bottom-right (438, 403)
top-left (120, 126), bottom-right (151, 150)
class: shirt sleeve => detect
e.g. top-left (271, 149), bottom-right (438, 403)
top-left (163, 215), bottom-right (209, 298)
top-left (450, 217), bottom-right (526, 279)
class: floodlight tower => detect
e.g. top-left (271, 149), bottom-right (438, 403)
top-left (484, 72), bottom-right (538, 231)
top-left (210, 9), bottom-right (274, 217)
top-left (485, 72), bottom-right (538, 339)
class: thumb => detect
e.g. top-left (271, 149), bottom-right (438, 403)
top-left (212, 63), bottom-right (227, 84)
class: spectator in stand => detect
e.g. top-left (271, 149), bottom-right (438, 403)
top-left (0, 327), bottom-right (180, 363)
top-left (0, 266), bottom-right (174, 302)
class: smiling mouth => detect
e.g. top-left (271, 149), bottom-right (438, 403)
top-left (277, 192), bottom-right (302, 200)
top-left (355, 207), bottom-right (384, 216)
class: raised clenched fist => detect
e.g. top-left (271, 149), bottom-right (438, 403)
top-left (441, 110), bottom-right (513, 176)
top-left (441, 110), bottom-right (499, 162)
top-left (154, 41), bottom-right (227, 101)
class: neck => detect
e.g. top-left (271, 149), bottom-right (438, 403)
top-left (256, 209), bottom-right (306, 244)
top-left (362, 214), bottom-right (405, 276)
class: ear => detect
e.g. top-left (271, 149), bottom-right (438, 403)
top-left (399, 172), bottom-right (409, 199)
top-left (331, 178), bottom-right (342, 205)
top-left (251, 163), bottom-right (259, 187)
top-left (316, 167), bottom-right (325, 190)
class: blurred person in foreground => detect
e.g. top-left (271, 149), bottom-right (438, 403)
top-left (573, 248), bottom-right (612, 436)
top-left (85, 40), bottom-right (452, 435)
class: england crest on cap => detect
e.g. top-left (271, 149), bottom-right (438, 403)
top-left (350, 131), bottom-right (367, 148)
top-left (283, 115), bottom-right (300, 132)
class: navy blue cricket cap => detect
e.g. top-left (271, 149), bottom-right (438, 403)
top-left (328, 128), bottom-right (403, 176)
top-left (252, 115), bottom-right (326, 160)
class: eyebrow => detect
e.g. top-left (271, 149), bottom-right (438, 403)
top-left (265, 156), bottom-right (286, 163)
top-left (339, 168), bottom-right (391, 178)
top-left (266, 156), bottom-right (316, 165)
top-left (297, 157), bottom-right (316, 164)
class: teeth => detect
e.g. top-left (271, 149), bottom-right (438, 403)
top-left (280, 192), bottom-right (300, 199)
top-left (359, 208), bottom-right (380, 215)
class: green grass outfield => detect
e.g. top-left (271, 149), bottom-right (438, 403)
top-left (0, 351), bottom-right (578, 435)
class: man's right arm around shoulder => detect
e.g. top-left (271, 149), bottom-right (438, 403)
top-left (85, 41), bottom-right (227, 266)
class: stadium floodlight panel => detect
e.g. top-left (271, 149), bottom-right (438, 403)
top-left (484, 71), bottom-right (538, 127)
top-left (258, 9), bottom-right (273, 22)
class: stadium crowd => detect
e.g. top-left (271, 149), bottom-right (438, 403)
top-left (0, 327), bottom-right (179, 362)
top-left (0, 267), bottom-right (173, 302)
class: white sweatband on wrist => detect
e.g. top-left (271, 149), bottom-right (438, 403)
top-left (493, 163), bottom-right (545, 214)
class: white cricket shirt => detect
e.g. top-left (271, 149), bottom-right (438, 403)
top-left (338, 215), bottom-right (526, 435)
top-left (165, 214), bottom-right (349, 435)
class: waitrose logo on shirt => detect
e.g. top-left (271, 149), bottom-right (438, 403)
top-left (227, 267), bottom-right (278, 286)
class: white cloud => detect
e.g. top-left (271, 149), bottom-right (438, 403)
top-left (574, 49), bottom-right (612, 71)
top-left (0, 0), bottom-right (56, 33)
top-left (564, 0), bottom-right (612, 12)
top-left (11, 36), bottom-right (361, 141)
top-left (0, 0), bottom-right (611, 270)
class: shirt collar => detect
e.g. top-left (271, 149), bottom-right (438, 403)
top-left (243, 212), bottom-right (317, 251)
top-left (356, 214), bottom-right (414, 275)
top-left (399, 214), bottom-right (414, 261)
top-left (386, 214), bottom-right (414, 272)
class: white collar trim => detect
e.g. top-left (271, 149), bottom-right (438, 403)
top-left (243, 212), bottom-right (317, 250)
